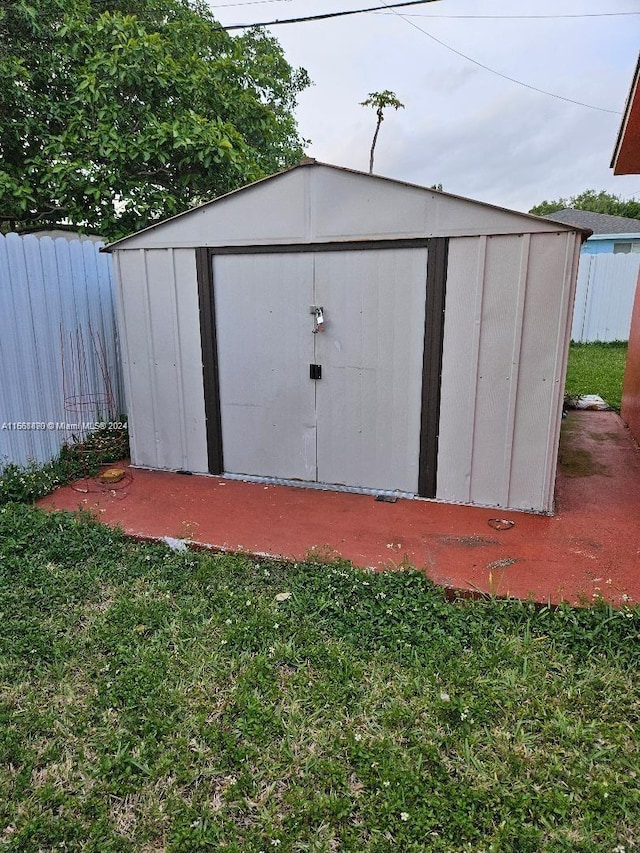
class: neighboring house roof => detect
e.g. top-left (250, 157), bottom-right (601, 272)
top-left (611, 53), bottom-right (640, 175)
top-left (545, 208), bottom-right (640, 235)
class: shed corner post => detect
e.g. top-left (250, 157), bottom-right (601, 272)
top-left (195, 247), bottom-right (223, 475)
top-left (418, 236), bottom-right (449, 498)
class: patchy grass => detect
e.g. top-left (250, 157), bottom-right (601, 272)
top-left (565, 342), bottom-right (628, 410)
top-left (0, 505), bottom-right (638, 852)
top-left (0, 422), bottom-right (128, 506)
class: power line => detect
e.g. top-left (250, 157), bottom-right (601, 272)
top-left (373, 11), bottom-right (640, 19)
top-left (376, 0), bottom-right (623, 115)
top-left (209, 0), bottom-right (298, 8)
top-left (222, 0), bottom-right (441, 30)
top-left (215, 0), bottom-right (627, 115)
top-left (213, 3), bottom-right (640, 17)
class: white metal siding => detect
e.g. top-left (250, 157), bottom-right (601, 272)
top-left (213, 253), bottom-right (317, 480)
top-left (509, 233), bottom-right (579, 510)
top-left (112, 165), bottom-right (577, 251)
top-left (114, 169), bottom-right (311, 250)
top-left (571, 253), bottom-right (640, 342)
top-left (314, 248), bottom-right (427, 492)
top-left (113, 248), bottom-right (208, 472)
top-left (310, 168), bottom-right (563, 242)
top-left (468, 235), bottom-right (529, 508)
top-left (0, 234), bottom-right (123, 467)
top-left (437, 232), bottom-right (581, 513)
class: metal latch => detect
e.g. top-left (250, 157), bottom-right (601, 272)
top-left (310, 305), bottom-right (325, 333)
top-left (310, 364), bottom-right (322, 380)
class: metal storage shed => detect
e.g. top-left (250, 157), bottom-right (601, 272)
top-left (105, 160), bottom-right (585, 513)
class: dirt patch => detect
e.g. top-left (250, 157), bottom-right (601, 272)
top-left (486, 557), bottom-right (520, 570)
top-left (438, 535), bottom-right (500, 548)
top-left (558, 447), bottom-right (609, 478)
top-left (570, 537), bottom-right (603, 552)
top-left (587, 431), bottom-right (626, 445)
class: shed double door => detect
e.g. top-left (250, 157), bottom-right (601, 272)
top-left (213, 247), bottom-right (428, 493)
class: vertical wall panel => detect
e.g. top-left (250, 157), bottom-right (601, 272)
top-left (571, 253), bottom-right (640, 342)
top-left (1, 235), bottom-right (45, 464)
top-left (22, 238), bottom-right (62, 461)
top-left (468, 235), bottom-right (529, 508)
top-left (571, 256), bottom-right (591, 342)
top-left (315, 248), bottom-right (428, 492)
top-left (541, 233), bottom-right (582, 510)
top-left (213, 253), bottom-right (317, 480)
top-left (113, 250), bottom-right (157, 467)
top-left (498, 235), bottom-right (530, 506)
top-left (0, 234), bottom-right (123, 467)
top-left (437, 231), bottom-right (579, 513)
top-left (113, 248), bottom-right (208, 473)
top-left (111, 252), bottom-right (137, 465)
top-left (436, 238), bottom-right (485, 503)
top-left (143, 250), bottom-right (184, 469)
top-left (509, 232), bottom-right (578, 511)
top-left (173, 250), bottom-right (209, 472)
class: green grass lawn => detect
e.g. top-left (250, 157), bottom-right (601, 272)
top-left (0, 505), bottom-right (638, 852)
top-left (565, 342), bottom-right (628, 410)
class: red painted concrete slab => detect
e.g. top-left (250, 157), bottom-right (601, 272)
top-left (38, 412), bottom-right (640, 607)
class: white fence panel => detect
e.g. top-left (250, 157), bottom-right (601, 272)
top-left (572, 253), bottom-right (640, 342)
top-left (0, 233), bottom-right (123, 467)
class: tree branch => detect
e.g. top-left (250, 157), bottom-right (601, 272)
top-left (0, 207), bottom-right (70, 223)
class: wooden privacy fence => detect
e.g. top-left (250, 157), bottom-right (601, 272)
top-left (571, 252), bottom-right (640, 343)
top-left (0, 233), bottom-right (124, 467)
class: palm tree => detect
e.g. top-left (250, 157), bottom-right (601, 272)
top-left (360, 90), bottom-right (405, 173)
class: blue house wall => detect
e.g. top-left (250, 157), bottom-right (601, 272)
top-left (582, 238), bottom-right (614, 254)
top-left (581, 234), bottom-right (640, 255)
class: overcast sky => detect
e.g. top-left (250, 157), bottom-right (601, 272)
top-left (208, 0), bottom-right (640, 214)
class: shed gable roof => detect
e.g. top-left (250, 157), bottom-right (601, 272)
top-left (105, 160), bottom-right (584, 252)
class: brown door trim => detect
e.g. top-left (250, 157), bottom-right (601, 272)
top-left (418, 237), bottom-right (449, 498)
top-left (198, 239), bottom-right (448, 492)
top-left (196, 247), bottom-right (224, 474)
top-left (202, 237), bottom-right (430, 255)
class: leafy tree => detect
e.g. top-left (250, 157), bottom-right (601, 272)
top-left (0, 0), bottom-right (310, 239)
top-left (529, 190), bottom-right (640, 220)
top-left (360, 90), bottom-right (404, 174)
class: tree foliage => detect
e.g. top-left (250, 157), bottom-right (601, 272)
top-left (529, 190), bottom-right (640, 220)
top-left (360, 90), bottom-right (404, 174)
top-left (0, 0), bottom-right (310, 239)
